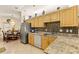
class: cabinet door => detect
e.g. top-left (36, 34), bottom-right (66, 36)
top-left (43, 14), bottom-right (51, 22)
top-left (73, 6), bottom-right (78, 26)
top-left (34, 18), bottom-right (39, 27)
top-left (31, 20), bottom-right (35, 27)
top-left (51, 11), bottom-right (59, 22)
top-left (41, 36), bottom-right (49, 49)
top-left (48, 36), bottom-right (55, 45)
top-left (38, 16), bottom-right (44, 27)
top-left (63, 9), bottom-right (69, 26)
top-left (31, 17), bottom-right (44, 27)
top-left (28, 33), bottom-right (34, 45)
top-left (60, 6), bottom-right (78, 27)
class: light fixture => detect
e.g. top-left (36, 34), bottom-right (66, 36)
top-left (35, 13), bottom-right (37, 17)
top-left (70, 29), bottom-right (73, 33)
top-left (33, 5), bottom-right (36, 7)
top-left (60, 29), bottom-right (63, 32)
top-left (66, 29), bottom-right (69, 32)
top-left (28, 16), bottom-right (32, 19)
top-left (57, 7), bottom-right (60, 10)
top-left (42, 10), bottom-right (45, 15)
top-left (10, 21), bottom-right (15, 26)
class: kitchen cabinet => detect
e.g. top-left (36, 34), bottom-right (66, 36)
top-left (60, 6), bottom-right (78, 27)
top-left (28, 33), bottom-right (56, 50)
top-left (48, 35), bottom-right (55, 44)
top-left (26, 6), bottom-right (79, 28)
top-left (31, 18), bottom-right (35, 27)
top-left (50, 11), bottom-right (59, 22)
top-left (31, 17), bottom-right (44, 27)
top-left (38, 16), bottom-right (45, 27)
top-left (41, 35), bottom-right (56, 50)
top-left (34, 18), bottom-right (39, 27)
top-left (41, 36), bottom-right (49, 49)
top-left (43, 14), bottom-right (51, 23)
top-left (29, 33), bottom-right (42, 48)
top-left (73, 6), bottom-right (78, 26)
top-left (28, 33), bottom-right (34, 45)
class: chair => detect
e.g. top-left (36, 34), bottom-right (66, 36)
top-left (2, 31), bottom-right (20, 43)
top-left (2, 31), bottom-right (8, 42)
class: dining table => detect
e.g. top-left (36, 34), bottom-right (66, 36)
top-left (3, 30), bottom-right (20, 42)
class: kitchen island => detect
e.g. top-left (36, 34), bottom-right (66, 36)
top-left (28, 32), bottom-right (56, 50)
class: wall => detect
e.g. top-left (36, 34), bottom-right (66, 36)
top-left (0, 12), bottom-right (21, 38)
top-left (0, 10), bottom-right (21, 30)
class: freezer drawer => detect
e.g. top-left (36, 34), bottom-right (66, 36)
top-left (34, 34), bottom-right (41, 48)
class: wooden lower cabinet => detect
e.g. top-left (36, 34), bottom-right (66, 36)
top-left (48, 36), bottom-right (55, 44)
top-left (41, 36), bottom-right (49, 50)
top-left (41, 35), bottom-right (55, 50)
top-left (28, 33), bottom-right (34, 45)
top-left (28, 33), bottom-right (56, 50)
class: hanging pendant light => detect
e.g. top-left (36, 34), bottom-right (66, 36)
top-left (42, 10), bottom-right (45, 15)
top-left (33, 5), bottom-right (36, 7)
top-left (57, 7), bottom-right (60, 10)
top-left (35, 13), bottom-right (37, 17)
top-left (28, 16), bottom-right (32, 19)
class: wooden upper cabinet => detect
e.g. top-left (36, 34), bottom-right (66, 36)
top-left (60, 6), bottom-right (78, 27)
top-left (31, 18), bottom-right (35, 27)
top-left (31, 16), bottom-right (44, 27)
top-left (38, 16), bottom-right (44, 27)
top-left (50, 11), bottom-right (59, 22)
top-left (60, 9), bottom-right (69, 27)
top-left (43, 14), bottom-right (51, 23)
top-left (27, 6), bottom-right (78, 28)
top-left (73, 6), bottom-right (78, 26)
top-left (34, 17), bottom-right (39, 27)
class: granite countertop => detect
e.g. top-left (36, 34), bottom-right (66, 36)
top-left (29, 32), bottom-right (57, 38)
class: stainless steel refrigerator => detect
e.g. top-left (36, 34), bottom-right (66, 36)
top-left (20, 22), bottom-right (30, 44)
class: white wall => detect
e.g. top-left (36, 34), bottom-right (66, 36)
top-left (0, 10), bottom-right (21, 30)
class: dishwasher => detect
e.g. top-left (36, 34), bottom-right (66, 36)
top-left (34, 33), bottom-right (41, 48)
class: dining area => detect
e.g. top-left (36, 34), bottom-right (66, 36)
top-left (2, 30), bottom-right (20, 42)
top-left (1, 19), bottom-right (20, 43)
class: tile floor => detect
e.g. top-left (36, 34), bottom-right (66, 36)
top-left (44, 36), bottom-right (79, 54)
top-left (0, 37), bottom-right (45, 54)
